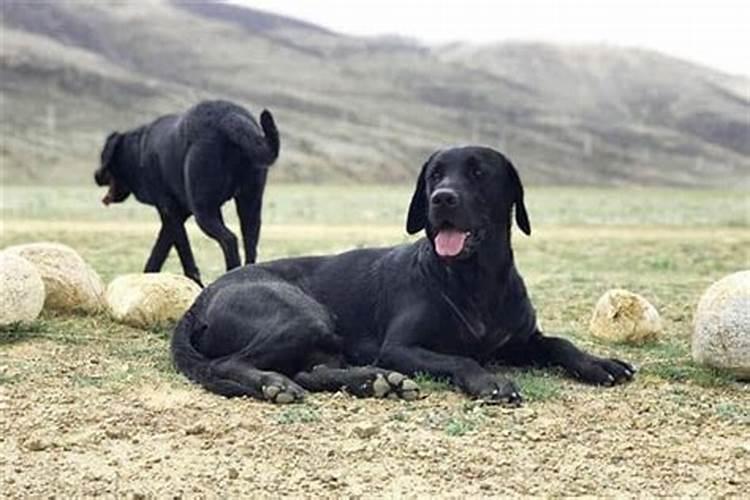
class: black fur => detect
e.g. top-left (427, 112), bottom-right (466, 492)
top-left (171, 146), bottom-right (635, 404)
top-left (94, 100), bottom-right (280, 286)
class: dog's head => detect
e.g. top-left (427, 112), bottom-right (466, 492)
top-left (406, 146), bottom-right (530, 260)
top-left (95, 132), bottom-right (131, 206)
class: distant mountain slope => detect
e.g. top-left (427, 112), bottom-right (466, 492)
top-left (1, 0), bottom-right (748, 186)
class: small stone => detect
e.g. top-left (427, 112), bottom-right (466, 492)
top-left (185, 424), bottom-right (206, 435)
top-left (105, 273), bottom-right (201, 329)
top-left (589, 289), bottom-right (662, 344)
top-left (228, 468), bottom-right (239, 480)
top-left (24, 438), bottom-right (50, 451)
top-left (352, 422), bottom-right (380, 439)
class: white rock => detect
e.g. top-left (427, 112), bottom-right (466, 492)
top-left (589, 289), bottom-right (662, 344)
top-left (3, 242), bottom-right (105, 314)
top-left (106, 273), bottom-right (201, 329)
top-left (692, 271), bottom-right (750, 380)
top-left (0, 252), bottom-right (46, 326)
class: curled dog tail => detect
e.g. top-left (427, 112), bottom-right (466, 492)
top-left (259, 109), bottom-right (280, 162)
top-left (171, 293), bottom-right (263, 397)
top-left (220, 109), bottom-right (280, 167)
top-left (170, 294), bottom-right (213, 387)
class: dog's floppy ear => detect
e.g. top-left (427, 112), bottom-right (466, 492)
top-left (101, 132), bottom-right (122, 168)
top-left (406, 151), bottom-right (439, 234)
top-left (506, 158), bottom-right (531, 236)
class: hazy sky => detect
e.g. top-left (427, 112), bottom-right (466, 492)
top-left (233, 0), bottom-right (749, 76)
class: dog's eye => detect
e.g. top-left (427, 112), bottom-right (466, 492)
top-left (471, 166), bottom-right (484, 179)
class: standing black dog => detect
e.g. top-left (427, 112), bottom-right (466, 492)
top-left (95, 100), bottom-right (280, 286)
top-left (171, 146), bottom-right (634, 404)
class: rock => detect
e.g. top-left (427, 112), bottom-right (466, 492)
top-left (0, 252), bottom-right (45, 326)
top-left (589, 289), bottom-right (662, 344)
top-left (351, 422), bottom-right (380, 439)
top-left (692, 271), bottom-right (750, 379)
top-left (3, 242), bottom-right (105, 314)
top-left (23, 436), bottom-right (52, 451)
top-left (106, 273), bottom-right (201, 329)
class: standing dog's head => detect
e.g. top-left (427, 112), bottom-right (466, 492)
top-left (406, 146), bottom-right (531, 260)
top-left (94, 132), bottom-right (131, 206)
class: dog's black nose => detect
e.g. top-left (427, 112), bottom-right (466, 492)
top-left (431, 188), bottom-right (459, 208)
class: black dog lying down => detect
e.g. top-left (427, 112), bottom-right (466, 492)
top-left (95, 100), bottom-right (279, 286)
top-left (172, 146), bottom-right (634, 403)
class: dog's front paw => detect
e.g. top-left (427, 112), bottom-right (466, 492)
top-left (570, 356), bottom-right (636, 386)
top-left (465, 375), bottom-right (522, 406)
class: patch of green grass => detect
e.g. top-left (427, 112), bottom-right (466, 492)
top-left (413, 372), bottom-right (453, 392)
top-left (0, 321), bottom-right (47, 345)
top-left (70, 373), bottom-right (107, 388)
top-left (715, 403), bottom-right (750, 425)
top-left (444, 416), bottom-right (479, 437)
top-left (513, 370), bottom-right (564, 402)
top-left (275, 405), bottom-right (321, 425)
top-left (0, 373), bottom-right (21, 385)
top-left (643, 361), bottom-right (735, 388)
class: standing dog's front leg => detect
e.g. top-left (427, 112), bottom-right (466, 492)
top-left (148, 209), bottom-right (202, 286)
top-left (144, 223), bottom-right (174, 274)
top-left (526, 330), bottom-right (635, 386)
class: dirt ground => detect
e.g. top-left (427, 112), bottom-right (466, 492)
top-left (2, 186), bottom-right (748, 497)
top-left (1, 336), bottom-right (748, 498)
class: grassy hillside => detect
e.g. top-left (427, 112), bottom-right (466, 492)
top-left (1, 0), bottom-right (748, 186)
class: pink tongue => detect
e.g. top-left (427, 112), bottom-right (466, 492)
top-left (434, 229), bottom-right (467, 257)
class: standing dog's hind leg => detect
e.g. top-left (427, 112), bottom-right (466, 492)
top-left (194, 209), bottom-right (241, 271)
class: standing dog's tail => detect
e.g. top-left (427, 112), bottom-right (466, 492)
top-left (219, 108), bottom-right (280, 167)
top-left (259, 109), bottom-right (280, 162)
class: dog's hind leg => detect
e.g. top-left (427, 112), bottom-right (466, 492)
top-left (185, 141), bottom-right (241, 270)
top-left (194, 208), bottom-right (241, 271)
top-left (294, 366), bottom-right (421, 401)
top-left (208, 357), bottom-right (305, 404)
top-left (234, 178), bottom-right (266, 265)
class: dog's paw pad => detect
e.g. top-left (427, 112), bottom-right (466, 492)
top-left (380, 371), bottom-right (421, 401)
top-left (386, 372), bottom-right (406, 386)
top-left (372, 374), bottom-right (391, 398)
top-left (262, 383), bottom-right (304, 404)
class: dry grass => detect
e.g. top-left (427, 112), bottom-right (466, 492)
top-left (1, 185), bottom-right (749, 497)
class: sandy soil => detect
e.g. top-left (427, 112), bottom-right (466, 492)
top-left (1, 339), bottom-right (748, 498)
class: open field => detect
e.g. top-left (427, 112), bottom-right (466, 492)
top-left (1, 185), bottom-right (749, 497)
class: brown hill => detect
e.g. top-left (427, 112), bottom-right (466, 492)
top-left (1, 0), bottom-right (748, 186)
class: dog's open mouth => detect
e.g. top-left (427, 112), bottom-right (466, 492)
top-left (102, 183), bottom-right (116, 206)
top-left (434, 225), bottom-right (471, 258)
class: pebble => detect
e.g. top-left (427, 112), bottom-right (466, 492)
top-left (352, 423), bottom-right (380, 439)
